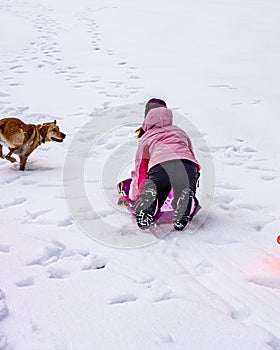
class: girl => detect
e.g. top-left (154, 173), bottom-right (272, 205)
top-left (129, 98), bottom-right (200, 230)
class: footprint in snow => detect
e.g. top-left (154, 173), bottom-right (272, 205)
top-left (30, 321), bottom-right (40, 333)
top-left (224, 160), bottom-right (244, 166)
top-left (0, 245), bottom-right (10, 253)
top-left (15, 277), bottom-right (34, 287)
top-left (20, 178), bottom-right (37, 185)
top-left (230, 305), bottom-right (251, 321)
top-left (9, 65), bottom-right (24, 70)
top-left (214, 194), bottom-right (235, 210)
top-left (27, 241), bottom-right (66, 266)
top-left (211, 144), bottom-right (257, 165)
top-left (128, 75), bottom-right (140, 80)
top-left (0, 197), bottom-right (27, 209)
top-left (0, 331), bottom-right (11, 350)
top-left (155, 335), bottom-right (174, 345)
top-left (48, 265), bottom-right (70, 279)
top-left (1, 173), bottom-right (22, 184)
top-left (216, 183), bottom-right (242, 190)
top-left (0, 290), bottom-right (9, 321)
top-left (58, 216), bottom-right (73, 227)
top-left (153, 288), bottom-right (182, 303)
top-left (248, 277), bottom-right (280, 289)
top-left (261, 174), bottom-right (277, 181)
top-left (194, 262), bottom-right (214, 275)
top-left (267, 336), bottom-right (280, 350)
top-left (246, 165), bottom-right (276, 172)
top-left (208, 84), bottom-right (237, 90)
top-left (19, 209), bottom-right (53, 223)
top-left (9, 83), bottom-right (23, 87)
top-left (27, 241), bottom-right (92, 267)
top-left (0, 92), bottom-right (9, 97)
top-left (108, 294), bottom-right (137, 305)
top-left (81, 255), bottom-right (107, 271)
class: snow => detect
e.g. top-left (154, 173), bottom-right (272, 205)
top-left (1, 0), bottom-right (280, 349)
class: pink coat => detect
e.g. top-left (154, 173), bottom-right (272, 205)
top-left (129, 107), bottom-right (200, 201)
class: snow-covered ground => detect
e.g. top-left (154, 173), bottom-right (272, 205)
top-left (1, 0), bottom-right (280, 349)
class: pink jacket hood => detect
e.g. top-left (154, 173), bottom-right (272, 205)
top-left (128, 107), bottom-right (200, 201)
top-left (142, 107), bottom-right (173, 131)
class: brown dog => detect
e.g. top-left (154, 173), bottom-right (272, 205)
top-left (0, 118), bottom-right (66, 170)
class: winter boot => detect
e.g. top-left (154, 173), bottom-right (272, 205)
top-left (136, 210), bottom-right (154, 229)
top-left (134, 188), bottom-right (157, 229)
top-left (173, 188), bottom-right (194, 231)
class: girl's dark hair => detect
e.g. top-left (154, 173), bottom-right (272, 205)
top-left (135, 127), bottom-right (145, 139)
top-left (145, 98), bottom-right (167, 117)
top-left (135, 98), bottom-right (167, 139)
top-left (146, 98), bottom-right (166, 106)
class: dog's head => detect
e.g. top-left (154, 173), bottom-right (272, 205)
top-left (39, 120), bottom-right (66, 143)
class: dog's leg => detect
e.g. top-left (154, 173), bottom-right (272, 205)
top-left (5, 148), bottom-right (17, 163)
top-left (0, 144), bottom-right (4, 159)
top-left (19, 155), bottom-right (27, 171)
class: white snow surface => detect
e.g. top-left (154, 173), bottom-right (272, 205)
top-left (1, 0), bottom-right (280, 349)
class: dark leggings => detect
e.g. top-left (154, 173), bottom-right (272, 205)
top-left (143, 159), bottom-right (199, 214)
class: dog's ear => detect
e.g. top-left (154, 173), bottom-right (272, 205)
top-left (54, 120), bottom-right (57, 125)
